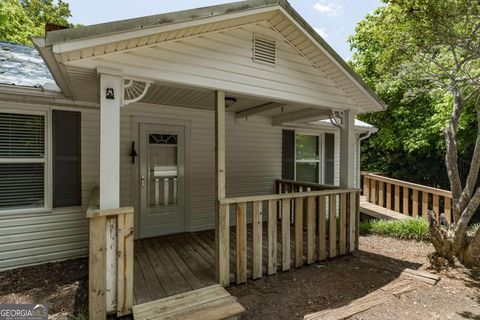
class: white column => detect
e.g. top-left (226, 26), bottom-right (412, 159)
top-left (340, 110), bottom-right (356, 188)
top-left (99, 72), bottom-right (122, 210)
top-left (99, 71), bottom-right (122, 313)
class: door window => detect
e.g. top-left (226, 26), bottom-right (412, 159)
top-left (147, 133), bottom-right (178, 207)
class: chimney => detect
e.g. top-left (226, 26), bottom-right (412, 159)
top-left (45, 23), bottom-right (69, 34)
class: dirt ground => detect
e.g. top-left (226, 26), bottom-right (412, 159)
top-left (0, 236), bottom-right (479, 320)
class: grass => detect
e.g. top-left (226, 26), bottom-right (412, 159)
top-left (360, 218), bottom-right (430, 241)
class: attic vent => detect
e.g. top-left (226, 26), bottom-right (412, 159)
top-left (253, 35), bottom-right (276, 65)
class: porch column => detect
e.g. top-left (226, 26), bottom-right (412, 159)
top-left (340, 110), bottom-right (356, 189)
top-left (99, 71), bottom-right (122, 312)
top-left (99, 71), bottom-right (122, 209)
top-left (215, 90), bottom-right (229, 286)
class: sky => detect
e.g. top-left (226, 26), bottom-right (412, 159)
top-left (68, 0), bottom-right (383, 60)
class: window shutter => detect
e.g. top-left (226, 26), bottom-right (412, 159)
top-left (324, 133), bottom-right (335, 185)
top-left (53, 110), bottom-right (81, 207)
top-left (282, 129), bottom-right (295, 180)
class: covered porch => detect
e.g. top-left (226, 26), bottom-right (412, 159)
top-left (133, 179), bottom-right (359, 306)
top-left (34, 2), bottom-right (385, 318)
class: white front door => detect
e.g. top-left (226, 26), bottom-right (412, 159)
top-left (139, 124), bottom-right (185, 238)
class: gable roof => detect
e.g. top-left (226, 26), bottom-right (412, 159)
top-left (36, 0), bottom-right (386, 113)
top-left (0, 41), bottom-right (60, 91)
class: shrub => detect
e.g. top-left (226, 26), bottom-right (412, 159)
top-left (360, 218), bottom-right (429, 241)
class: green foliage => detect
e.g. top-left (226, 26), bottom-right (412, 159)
top-left (360, 218), bottom-right (430, 241)
top-left (0, 0), bottom-right (73, 45)
top-left (349, 0), bottom-right (480, 189)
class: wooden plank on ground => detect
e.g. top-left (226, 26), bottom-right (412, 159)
top-left (318, 196), bottom-right (327, 260)
top-left (402, 268), bottom-right (440, 285)
top-left (329, 195), bottom-right (337, 258)
top-left (89, 216), bottom-right (107, 320)
top-left (295, 198), bottom-right (304, 268)
top-left (304, 291), bottom-right (388, 320)
top-left (236, 202), bottom-right (247, 284)
top-left (268, 200), bottom-right (278, 275)
top-left (282, 198), bottom-right (291, 271)
top-left (307, 196), bottom-right (315, 264)
top-left (252, 201), bottom-right (263, 280)
top-left (132, 284), bottom-right (245, 320)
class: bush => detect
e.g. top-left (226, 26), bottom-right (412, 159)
top-left (360, 218), bottom-right (429, 241)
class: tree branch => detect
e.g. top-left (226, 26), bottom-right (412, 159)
top-left (457, 97), bottom-right (480, 215)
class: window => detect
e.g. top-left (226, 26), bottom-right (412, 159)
top-left (295, 134), bottom-right (319, 183)
top-left (282, 130), bottom-right (336, 185)
top-left (0, 112), bottom-right (46, 211)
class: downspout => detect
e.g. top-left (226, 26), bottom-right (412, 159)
top-left (357, 130), bottom-right (375, 188)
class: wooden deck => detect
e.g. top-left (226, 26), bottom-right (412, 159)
top-left (133, 222), bottom-right (335, 305)
top-left (360, 196), bottom-right (409, 220)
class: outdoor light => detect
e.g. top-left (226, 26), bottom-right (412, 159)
top-left (225, 96), bottom-right (237, 108)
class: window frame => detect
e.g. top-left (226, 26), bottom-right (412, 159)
top-left (0, 107), bottom-right (52, 214)
top-left (293, 130), bottom-right (336, 185)
top-left (294, 133), bottom-right (322, 184)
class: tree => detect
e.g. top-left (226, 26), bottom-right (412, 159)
top-left (0, 0), bottom-right (72, 45)
top-left (350, 0), bottom-right (480, 266)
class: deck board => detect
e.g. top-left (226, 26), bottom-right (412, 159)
top-left (134, 222), bottom-right (338, 305)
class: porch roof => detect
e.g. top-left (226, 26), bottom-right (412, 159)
top-left (34, 0), bottom-right (386, 115)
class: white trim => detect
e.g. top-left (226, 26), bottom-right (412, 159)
top-left (52, 7), bottom-right (279, 54)
top-left (276, 7), bottom-right (384, 111)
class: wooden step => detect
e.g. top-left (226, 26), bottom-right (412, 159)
top-left (132, 284), bottom-right (245, 320)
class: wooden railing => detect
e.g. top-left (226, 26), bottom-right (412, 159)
top-left (361, 173), bottom-right (453, 222)
top-left (86, 187), bottom-right (134, 319)
top-left (275, 179), bottom-right (339, 193)
top-left (216, 187), bottom-right (360, 286)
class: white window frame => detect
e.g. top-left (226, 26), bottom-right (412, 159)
top-left (0, 107), bottom-right (52, 214)
top-left (294, 131), bottom-right (323, 184)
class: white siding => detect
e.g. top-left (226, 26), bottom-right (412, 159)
top-left (68, 22), bottom-right (357, 110)
top-left (0, 105), bottom-right (99, 271)
top-left (0, 101), bottom-right (356, 271)
top-left (119, 103), bottom-right (282, 232)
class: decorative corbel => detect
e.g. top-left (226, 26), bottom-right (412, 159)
top-left (123, 78), bottom-right (152, 106)
top-left (329, 109), bottom-right (345, 129)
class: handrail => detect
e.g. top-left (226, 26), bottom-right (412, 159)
top-left (363, 173), bottom-right (451, 198)
top-left (216, 187), bottom-right (361, 287)
top-left (219, 188), bottom-right (359, 205)
top-left (275, 179), bottom-right (339, 190)
top-left (86, 186), bottom-right (134, 218)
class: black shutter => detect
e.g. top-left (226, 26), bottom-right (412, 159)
top-left (53, 110), bottom-right (81, 207)
top-left (324, 133), bottom-right (335, 185)
top-left (282, 129), bottom-right (295, 180)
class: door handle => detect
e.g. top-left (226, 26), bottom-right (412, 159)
top-left (141, 175), bottom-right (146, 188)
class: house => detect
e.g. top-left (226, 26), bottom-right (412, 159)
top-left (0, 0), bottom-right (383, 317)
